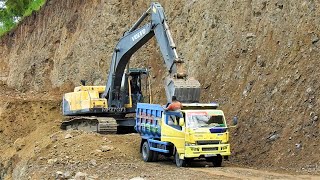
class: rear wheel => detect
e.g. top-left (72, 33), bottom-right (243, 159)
top-left (141, 141), bottom-right (153, 162)
top-left (212, 155), bottom-right (222, 167)
top-left (174, 150), bottom-right (186, 167)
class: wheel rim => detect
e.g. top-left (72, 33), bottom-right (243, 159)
top-left (142, 143), bottom-right (148, 159)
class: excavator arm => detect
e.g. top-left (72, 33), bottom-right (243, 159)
top-left (103, 2), bottom-right (200, 108)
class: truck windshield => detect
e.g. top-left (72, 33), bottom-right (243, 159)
top-left (187, 113), bottom-right (225, 129)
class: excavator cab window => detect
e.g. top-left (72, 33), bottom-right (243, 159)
top-left (128, 69), bottom-right (149, 105)
top-left (130, 74), bottom-right (143, 103)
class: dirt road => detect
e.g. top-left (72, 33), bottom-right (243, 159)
top-left (1, 130), bottom-right (317, 180)
top-left (190, 166), bottom-right (319, 180)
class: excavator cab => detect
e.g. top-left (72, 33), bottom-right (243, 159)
top-left (122, 68), bottom-right (150, 113)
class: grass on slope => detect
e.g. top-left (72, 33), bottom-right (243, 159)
top-left (0, 0), bottom-right (46, 37)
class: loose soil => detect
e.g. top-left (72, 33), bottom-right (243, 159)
top-left (1, 0), bottom-right (320, 179)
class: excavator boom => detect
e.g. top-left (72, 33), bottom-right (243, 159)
top-left (103, 2), bottom-right (200, 106)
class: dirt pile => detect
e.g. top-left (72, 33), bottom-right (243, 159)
top-left (1, 126), bottom-right (231, 179)
top-left (1, 0), bottom-right (320, 178)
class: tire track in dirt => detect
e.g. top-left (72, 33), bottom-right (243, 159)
top-left (190, 167), bottom-right (319, 180)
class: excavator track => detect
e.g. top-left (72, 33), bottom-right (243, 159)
top-left (61, 116), bottom-right (118, 134)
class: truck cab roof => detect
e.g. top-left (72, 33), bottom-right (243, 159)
top-left (181, 103), bottom-right (219, 110)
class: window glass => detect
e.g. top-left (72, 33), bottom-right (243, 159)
top-left (165, 114), bottom-right (183, 130)
top-left (187, 112), bottom-right (225, 128)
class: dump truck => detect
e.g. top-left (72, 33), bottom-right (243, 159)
top-left (135, 103), bottom-right (236, 167)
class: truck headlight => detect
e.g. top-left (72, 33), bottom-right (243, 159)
top-left (190, 147), bottom-right (199, 151)
top-left (221, 146), bottom-right (228, 150)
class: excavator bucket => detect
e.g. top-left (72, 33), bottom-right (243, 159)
top-left (165, 77), bottom-right (201, 103)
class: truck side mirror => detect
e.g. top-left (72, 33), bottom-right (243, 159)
top-left (179, 118), bottom-right (185, 126)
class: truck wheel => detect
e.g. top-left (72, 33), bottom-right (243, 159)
top-left (142, 141), bottom-right (153, 162)
top-left (212, 155), bottom-right (222, 167)
top-left (175, 151), bottom-right (186, 167)
top-left (152, 151), bottom-right (158, 162)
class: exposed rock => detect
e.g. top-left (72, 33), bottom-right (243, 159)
top-left (75, 172), bottom-right (87, 180)
top-left (101, 145), bottom-right (114, 152)
top-left (242, 81), bottom-right (255, 97)
top-left (64, 171), bottom-right (72, 179)
top-left (256, 55), bottom-right (266, 67)
top-left (50, 134), bottom-right (58, 142)
top-left (90, 159), bottom-right (97, 166)
top-left (0, 162), bottom-right (5, 179)
top-left (295, 143), bottom-right (302, 149)
top-left (130, 177), bottom-right (145, 180)
top-left (13, 138), bottom-right (26, 151)
top-left (88, 175), bottom-right (99, 179)
top-left (246, 33), bottom-right (256, 39)
top-left (306, 87), bottom-right (313, 94)
top-left (310, 112), bottom-right (315, 117)
top-left (34, 147), bottom-right (41, 154)
top-left (65, 134), bottom-right (73, 139)
top-left (268, 134), bottom-right (279, 141)
top-left (95, 149), bottom-right (102, 153)
top-left (311, 33), bottom-right (319, 44)
top-left (56, 171), bottom-right (65, 179)
top-left (47, 158), bottom-right (58, 165)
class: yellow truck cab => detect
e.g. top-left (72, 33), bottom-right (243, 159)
top-left (135, 102), bottom-right (236, 167)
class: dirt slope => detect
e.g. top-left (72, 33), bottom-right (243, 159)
top-left (0, 0), bottom-right (320, 178)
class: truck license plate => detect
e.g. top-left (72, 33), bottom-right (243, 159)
top-left (204, 154), bottom-right (217, 157)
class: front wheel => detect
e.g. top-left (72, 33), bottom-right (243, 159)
top-left (175, 151), bottom-right (186, 167)
top-left (141, 141), bottom-right (153, 162)
top-left (212, 155), bottom-right (222, 167)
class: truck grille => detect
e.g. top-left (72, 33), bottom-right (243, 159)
top-left (202, 147), bottom-right (218, 151)
top-left (196, 140), bottom-right (221, 145)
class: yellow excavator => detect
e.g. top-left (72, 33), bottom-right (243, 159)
top-left (61, 2), bottom-right (200, 134)
top-left (62, 68), bottom-right (150, 133)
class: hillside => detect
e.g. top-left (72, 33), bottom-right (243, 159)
top-left (0, 0), bottom-right (320, 179)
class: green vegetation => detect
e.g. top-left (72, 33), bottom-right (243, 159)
top-left (0, 0), bottom-right (46, 37)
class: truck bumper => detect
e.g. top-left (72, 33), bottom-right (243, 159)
top-left (184, 144), bottom-right (231, 158)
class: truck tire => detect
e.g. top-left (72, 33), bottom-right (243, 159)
top-left (142, 141), bottom-right (153, 162)
top-left (174, 151), bottom-right (186, 167)
top-left (152, 151), bottom-right (158, 162)
top-left (212, 155), bottom-right (222, 167)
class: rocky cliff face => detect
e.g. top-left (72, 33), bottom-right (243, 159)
top-left (1, 0), bottom-right (319, 172)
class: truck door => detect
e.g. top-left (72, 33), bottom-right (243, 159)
top-left (161, 111), bottom-right (185, 154)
